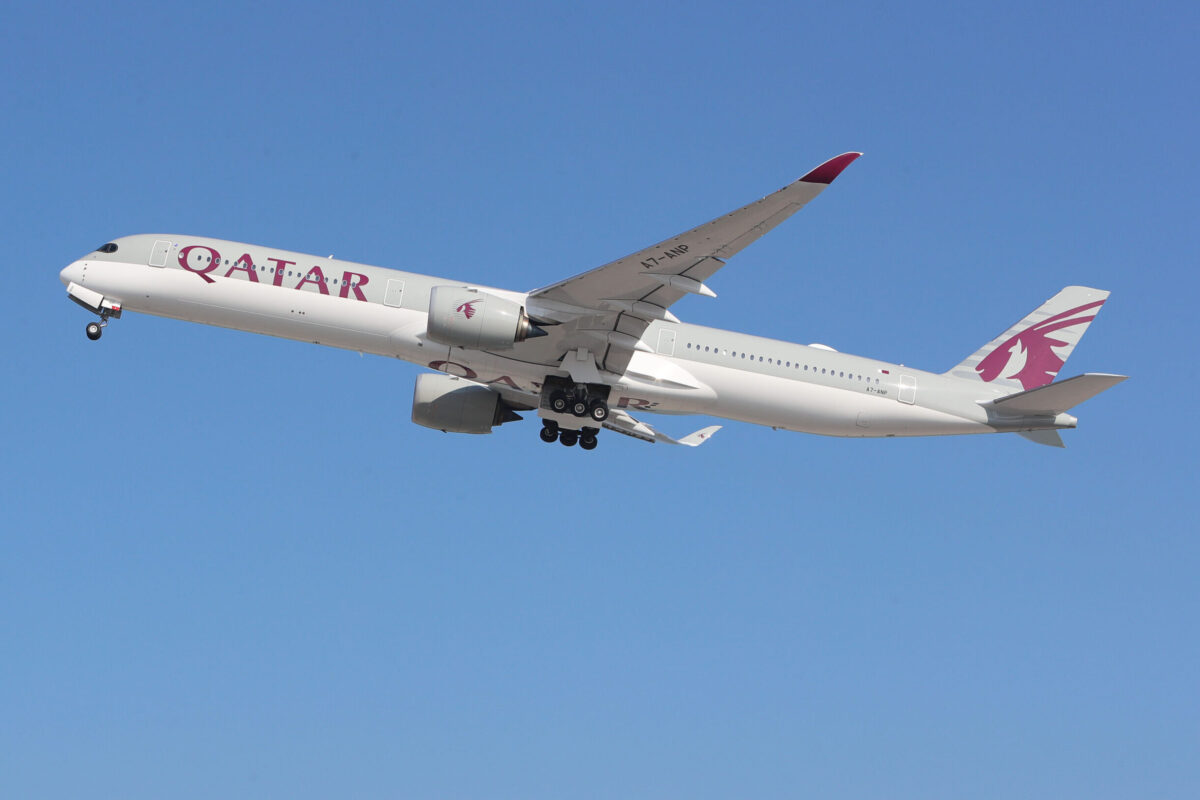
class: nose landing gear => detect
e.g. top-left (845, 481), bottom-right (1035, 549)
top-left (67, 286), bottom-right (120, 341)
top-left (84, 309), bottom-right (116, 341)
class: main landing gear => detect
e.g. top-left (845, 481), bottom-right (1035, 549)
top-left (538, 377), bottom-right (611, 451)
top-left (540, 420), bottom-right (599, 450)
top-left (547, 386), bottom-right (610, 423)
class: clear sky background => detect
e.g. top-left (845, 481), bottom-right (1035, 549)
top-left (3, 2), bottom-right (1197, 798)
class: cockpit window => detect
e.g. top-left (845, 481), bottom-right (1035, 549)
top-left (96, 243), bottom-right (118, 253)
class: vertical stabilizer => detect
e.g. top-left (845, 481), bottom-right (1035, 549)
top-left (947, 286), bottom-right (1109, 393)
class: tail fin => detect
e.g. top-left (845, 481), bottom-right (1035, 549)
top-left (946, 286), bottom-right (1110, 392)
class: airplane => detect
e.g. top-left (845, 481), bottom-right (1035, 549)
top-left (58, 152), bottom-right (1125, 450)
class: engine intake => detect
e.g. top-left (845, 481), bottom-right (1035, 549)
top-left (411, 373), bottom-right (521, 434)
top-left (426, 286), bottom-right (545, 349)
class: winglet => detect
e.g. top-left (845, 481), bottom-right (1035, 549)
top-left (800, 152), bottom-right (862, 184)
top-left (676, 425), bottom-right (721, 447)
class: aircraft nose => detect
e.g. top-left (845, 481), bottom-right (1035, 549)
top-left (60, 260), bottom-right (84, 286)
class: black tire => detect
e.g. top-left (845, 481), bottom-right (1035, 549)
top-left (85, 322), bottom-right (102, 341)
top-left (571, 399), bottom-right (588, 417)
top-left (588, 399), bottom-right (609, 422)
top-left (550, 391), bottom-right (569, 413)
top-left (580, 433), bottom-right (598, 450)
top-left (559, 431), bottom-right (578, 447)
top-left (539, 426), bottom-right (558, 443)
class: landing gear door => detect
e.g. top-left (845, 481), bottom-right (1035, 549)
top-left (149, 239), bottom-right (173, 267)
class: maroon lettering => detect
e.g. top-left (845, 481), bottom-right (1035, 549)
top-left (339, 270), bottom-right (369, 301)
top-left (617, 397), bottom-right (655, 409)
top-left (295, 265), bottom-right (329, 295)
top-left (485, 375), bottom-right (521, 389)
top-left (428, 360), bottom-right (477, 379)
top-left (268, 257), bottom-right (295, 288)
top-left (178, 244), bottom-right (221, 284)
top-left (224, 253), bottom-right (259, 282)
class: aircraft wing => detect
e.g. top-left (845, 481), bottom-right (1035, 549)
top-left (602, 408), bottom-right (722, 446)
top-left (523, 152), bottom-right (860, 375)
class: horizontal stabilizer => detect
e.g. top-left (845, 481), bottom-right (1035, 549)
top-left (989, 373), bottom-right (1128, 415)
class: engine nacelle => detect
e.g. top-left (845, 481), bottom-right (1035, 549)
top-left (426, 286), bottom-right (543, 349)
top-left (411, 373), bottom-right (521, 435)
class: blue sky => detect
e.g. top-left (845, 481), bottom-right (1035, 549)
top-left (3, 1), bottom-right (1197, 797)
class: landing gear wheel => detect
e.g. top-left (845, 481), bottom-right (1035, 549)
top-left (85, 322), bottom-right (102, 341)
top-left (550, 391), bottom-right (569, 413)
top-left (539, 426), bottom-right (559, 443)
top-left (580, 432), bottom-right (598, 450)
top-left (559, 431), bottom-right (578, 447)
top-left (572, 399), bottom-right (589, 417)
top-left (588, 398), bottom-right (609, 422)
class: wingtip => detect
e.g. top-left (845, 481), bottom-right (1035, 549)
top-left (800, 152), bottom-right (862, 184)
top-left (678, 425), bottom-right (722, 446)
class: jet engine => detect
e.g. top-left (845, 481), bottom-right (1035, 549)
top-left (426, 286), bottom-right (545, 349)
top-left (411, 373), bottom-right (522, 434)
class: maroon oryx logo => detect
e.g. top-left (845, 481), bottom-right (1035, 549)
top-left (976, 300), bottom-right (1104, 390)
top-left (456, 300), bottom-right (478, 320)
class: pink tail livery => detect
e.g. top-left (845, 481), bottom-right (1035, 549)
top-left (946, 286), bottom-right (1110, 393)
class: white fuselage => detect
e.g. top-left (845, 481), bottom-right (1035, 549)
top-left (59, 234), bottom-right (1058, 440)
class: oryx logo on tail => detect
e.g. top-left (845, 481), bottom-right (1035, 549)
top-left (976, 300), bottom-right (1105, 390)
